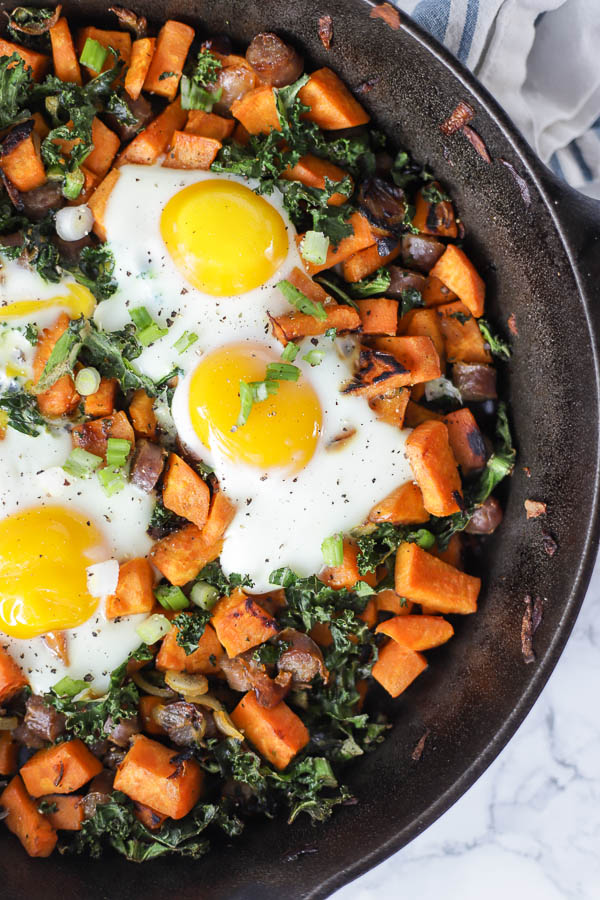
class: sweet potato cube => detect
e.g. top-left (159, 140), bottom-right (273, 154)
top-left (33, 312), bottom-right (80, 418)
top-left (430, 245), bottom-right (485, 318)
top-left (20, 739), bottom-right (103, 797)
top-left (357, 298), bottom-right (398, 335)
top-left (299, 67), bottom-right (370, 130)
top-left (298, 212), bottom-right (375, 275)
top-left (231, 84), bottom-right (280, 134)
top-left (163, 131), bottom-right (222, 169)
top-left (231, 692), bottom-right (309, 770)
top-left (211, 588), bottom-right (279, 657)
top-left (0, 731), bottom-right (18, 775)
top-left (399, 307), bottom-right (446, 371)
top-left (375, 590), bottom-right (413, 616)
top-left (436, 301), bottom-right (492, 364)
top-left (368, 481), bottom-right (429, 525)
top-left (405, 420), bottom-right (463, 516)
top-left (71, 410), bottom-right (134, 461)
top-left (150, 524), bottom-right (222, 586)
top-left (116, 99), bottom-right (187, 166)
top-left (129, 388), bottom-right (157, 439)
top-left (85, 117), bottom-right (120, 179)
top-left (376, 614), bottom-right (454, 650)
top-left (412, 184), bottom-right (458, 238)
top-left (139, 695), bottom-right (166, 736)
top-left (49, 18), bottom-right (82, 85)
top-left (320, 538), bottom-right (377, 590)
top-left (368, 386), bottom-right (410, 428)
top-left (89, 168), bottom-right (120, 242)
top-left (0, 39), bottom-right (49, 81)
top-left (84, 377), bottom-right (118, 417)
top-left (404, 400), bottom-right (444, 428)
top-left (342, 241), bottom-right (402, 282)
top-left (0, 646), bottom-right (28, 703)
top-left (201, 488), bottom-right (237, 546)
top-left (372, 641), bottom-right (427, 698)
top-left (106, 557), bottom-right (155, 619)
top-left (185, 110), bottom-right (235, 141)
top-left (422, 274), bottom-right (457, 307)
top-left (162, 453), bottom-right (210, 530)
top-left (42, 794), bottom-right (85, 831)
top-left (0, 775), bottom-right (57, 857)
top-left (430, 533), bottom-right (463, 570)
top-left (125, 37), bottom-right (156, 100)
top-left (114, 734), bottom-right (204, 819)
top-left (370, 335), bottom-right (442, 387)
top-left (156, 620), bottom-right (222, 674)
top-left (143, 20), bottom-right (195, 100)
top-left (281, 154), bottom-right (351, 206)
top-left (444, 408), bottom-right (486, 474)
top-left (134, 802), bottom-right (167, 831)
top-left (394, 542), bottom-right (480, 614)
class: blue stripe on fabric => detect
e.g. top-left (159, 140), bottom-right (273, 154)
top-left (411, 0), bottom-right (451, 43)
top-left (549, 151), bottom-right (565, 179)
top-left (569, 141), bottom-right (593, 182)
top-left (457, 0), bottom-right (480, 63)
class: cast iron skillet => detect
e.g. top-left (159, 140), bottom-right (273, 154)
top-left (1, 1), bottom-right (599, 897)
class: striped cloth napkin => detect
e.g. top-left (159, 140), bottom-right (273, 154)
top-left (395, 0), bottom-right (600, 198)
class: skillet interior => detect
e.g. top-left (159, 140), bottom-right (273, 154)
top-left (1, 1), bottom-right (599, 897)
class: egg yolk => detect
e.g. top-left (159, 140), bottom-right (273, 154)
top-left (160, 179), bottom-right (288, 296)
top-left (0, 506), bottom-right (106, 639)
top-left (188, 343), bottom-right (322, 472)
top-left (0, 283), bottom-right (95, 322)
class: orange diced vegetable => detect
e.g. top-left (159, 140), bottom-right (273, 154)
top-left (162, 453), bottom-right (210, 530)
top-left (125, 37), bottom-right (156, 100)
top-left (150, 524), bottom-right (222, 586)
top-left (0, 645), bottom-right (28, 703)
top-left (42, 794), bottom-right (85, 831)
top-left (357, 298), bottom-right (398, 335)
top-left (281, 154), bottom-right (351, 205)
top-left (444, 408), bottom-right (486, 474)
top-left (298, 212), bottom-right (375, 275)
top-left (201, 488), bottom-right (237, 546)
top-left (156, 620), bottom-right (222, 674)
top-left (77, 27), bottom-right (131, 74)
top-left (71, 410), bottom-right (134, 460)
top-left (211, 589), bottom-right (279, 658)
top-left (342, 241), bottom-right (402, 282)
top-left (403, 400), bottom-right (443, 428)
top-left (32, 313), bottom-right (81, 418)
top-left (139, 695), bottom-right (166, 736)
top-left (376, 614), bottom-right (454, 650)
top-left (422, 274), bottom-right (457, 307)
top-left (233, 120), bottom-right (251, 145)
top-left (143, 20), bottom-right (195, 100)
top-left (370, 335), bottom-right (442, 386)
top-left (309, 622), bottom-right (333, 648)
top-left (231, 84), bottom-right (280, 134)
top-left (84, 377), bottom-right (118, 417)
top-left (114, 734), bottom-right (204, 819)
top-left (162, 131), bottom-right (222, 169)
top-left (231, 692), bottom-right (309, 770)
top-left (320, 538), bottom-right (377, 590)
top-left (371, 641), bottom-right (427, 698)
top-left (116, 99), bottom-right (187, 166)
top-left (89, 167), bottom-right (120, 241)
top-left (412, 184), bottom-right (458, 238)
top-left (0, 39), bottom-right (49, 80)
top-left (430, 533), bottom-right (463, 569)
top-left (0, 731), bottom-right (18, 775)
top-left (85, 118), bottom-right (120, 179)
top-left (129, 388), bottom-right (157, 439)
top-left (394, 542), bottom-right (480, 614)
top-left (359, 597), bottom-right (378, 628)
top-left (49, 18), bottom-right (81, 85)
top-left (0, 776), bottom-right (57, 857)
top-left (376, 590), bottom-right (413, 615)
top-left (20, 740), bottom-right (103, 797)
top-left (270, 303), bottom-right (360, 344)
top-left (43, 631), bottom-right (69, 666)
top-left (134, 802), bottom-right (167, 831)
top-left (106, 558), bottom-right (155, 619)
top-left (299, 67), bottom-right (369, 129)
top-left (405, 420), bottom-right (463, 516)
top-left (0, 127), bottom-right (46, 192)
top-left (368, 481), bottom-right (429, 525)
top-left (430, 245), bottom-right (485, 318)
top-left (399, 307), bottom-right (445, 371)
top-left (31, 111), bottom-right (49, 138)
top-left (368, 386), bottom-right (410, 427)
top-left (436, 301), bottom-right (492, 364)
top-left (185, 110), bottom-right (235, 141)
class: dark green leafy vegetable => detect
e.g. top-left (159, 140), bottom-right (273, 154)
top-left (348, 267), bottom-right (391, 298)
top-left (478, 318), bottom-right (512, 361)
top-left (147, 500), bottom-right (186, 539)
top-left (421, 182), bottom-right (450, 204)
top-left (278, 177), bottom-right (354, 247)
top-left (0, 54), bottom-right (31, 129)
top-left (6, 6), bottom-right (56, 50)
top-left (192, 559), bottom-right (254, 596)
top-left (0, 387), bottom-right (45, 435)
top-left (173, 609), bottom-right (211, 654)
top-left (399, 287), bottom-right (425, 316)
top-left (354, 523), bottom-right (436, 575)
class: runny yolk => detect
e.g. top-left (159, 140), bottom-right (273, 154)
top-left (0, 283), bottom-right (96, 322)
top-left (0, 505), bottom-right (106, 639)
top-left (160, 179), bottom-right (288, 296)
top-left (188, 343), bottom-right (322, 472)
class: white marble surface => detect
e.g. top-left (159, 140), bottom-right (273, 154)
top-left (334, 553), bottom-right (600, 900)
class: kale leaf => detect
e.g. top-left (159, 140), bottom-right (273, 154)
top-left (66, 245), bottom-right (118, 301)
top-left (173, 609), bottom-right (211, 654)
top-left (147, 500), bottom-right (186, 539)
top-left (348, 267), bottom-right (391, 298)
top-left (278, 177), bottom-right (354, 247)
top-left (478, 318), bottom-right (512, 361)
top-left (354, 523), bottom-right (436, 574)
top-left (0, 387), bottom-right (45, 436)
top-left (0, 54), bottom-right (32, 129)
top-left (194, 559), bottom-right (254, 595)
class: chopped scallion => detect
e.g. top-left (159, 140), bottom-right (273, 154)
top-left (249, 379), bottom-right (278, 402)
top-left (154, 584), bottom-right (189, 611)
top-left (277, 279), bottom-right (328, 321)
top-left (265, 362), bottom-right (300, 382)
top-left (190, 581), bottom-right (220, 611)
top-left (74, 366), bottom-right (101, 397)
top-left (129, 306), bottom-right (153, 330)
top-left (173, 330), bottom-right (199, 353)
top-left (63, 448), bottom-right (102, 479)
top-left (281, 342), bottom-right (299, 362)
top-left (106, 437), bottom-right (131, 468)
top-left (63, 168), bottom-right (85, 201)
top-left (97, 465), bottom-right (126, 496)
top-left (321, 533), bottom-right (344, 566)
top-left (79, 37), bottom-right (108, 72)
top-left (136, 613), bottom-right (172, 644)
top-left (138, 323), bottom-right (169, 346)
top-left (300, 230), bottom-right (329, 265)
top-left (302, 349), bottom-right (325, 367)
top-left (52, 675), bottom-right (88, 698)
top-left (180, 76), bottom-right (222, 111)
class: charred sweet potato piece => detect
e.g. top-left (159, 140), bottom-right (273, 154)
top-left (357, 298), bottom-right (398, 335)
top-left (211, 589), bottom-right (279, 658)
top-left (405, 420), bottom-right (463, 517)
top-left (368, 336), bottom-right (442, 387)
top-left (376, 615), bottom-right (454, 650)
top-left (71, 410), bottom-right (134, 461)
top-left (394, 543), bottom-right (480, 614)
top-left (430, 245), bottom-right (485, 318)
top-left (368, 481), bottom-right (429, 525)
top-left (437, 301), bottom-right (492, 364)
top-left (231, 692), bottom-right (309, 769)
top-left (106, 558), bottom-right (155, 619)
top-left (320, 538), bottom-right (377, 590)
top-left (33, 313), bottom-right (80, 418)
top-left (444, 408), bottom-right (486, 474)
top-left (368, 386), bottom-right (410, 427)
top-left (150, 524), bottom-right (222, 586)
top-left (0, 646), bottom-right (28, 703)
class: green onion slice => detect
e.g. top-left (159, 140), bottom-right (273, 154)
top-left (265, 362), bottom-right (300, 382)
top-left (75, 366), bottom-right (101, 396)
top-left (321, 533), bottom-right (344, 567)
top-left (281, 341), bottom-right (299, 362)
top-left (300, 230), bottom-right (329, 265)
top-left (302, 349), bottom-right (325, 367)
top-left (277, 279), bottom-right (328, 321)
top-left (52, 675), bottom-right (88, 698)
top-left (97, 465), bottom-right (126, 496)
top-left (63, 448), bottom-right (102, 479)
top-left (79, 37), bottom-right (108, 72)
top-left (190, 581), bottom-right (220, 611)
top-left (173, 331), bottom-right (199, 353)
top-left (155, 584), bottom-right (189, 611)
top-left (106, 437), bottom-right (131, 468)
top-left (136, 613), bottom-right (172, 644)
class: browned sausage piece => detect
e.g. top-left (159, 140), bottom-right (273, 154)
top-left (400, 233), bottom-right (446, 272)
top-left (130, 439), bottom-right (167, 493)
top-left (452, 362), bottom-right (498, 401)
top-left (465, 496), bottom-right (504, 534)
top-left (245, 32), bottom-right (304, 87)
top-left (213, 65), bottom-right (257, 114)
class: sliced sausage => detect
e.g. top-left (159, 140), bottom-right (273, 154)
top-left (400, 233), bottom-right (445, 272)
top-left (246, 32), bottom-right (303, 87)
top-left (130, 439), bottom-right (167, 493)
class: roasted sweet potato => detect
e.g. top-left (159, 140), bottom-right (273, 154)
top-left (162, 453), bottom-right (210, 530)
top-left (114, 734), bottom-right (204, 819)
top-left (0, 775), bottom-right (57, 857)
top-left (106, 558), bottom-right (155, 619)
top-left (134, 802), bottom-right (167, 831)
top-left (85, 118), bottom-right (120, 179)
top-left (376, 614), bottom-right (454, 650)
top-left (299, 67), bottom-right (369, 129)
top-left (129, 389), bottom-right (157, 439)
top-left (125, 37), bottom-right (156, 100)
top-left (298, 212), bottom-right (375, 275)
top-left (89, 168), bottom-right (120, 241)
top-left (231, 691), bottom-right (309, 770)
top-left (211, 588), bottom-right (279, 658)
top-left (201, 488), bottom-right (237, 546)
top-left (0, 122), bottom-right (47, 192)
top-left (430, 245), bottom-right (485, 318)
top-left (371, 641), bottom-right (427, 698)
top-left (368, 481), bottom-right (429, 525)
top-left (231, 84), bottom-right (280, 134)
top-left (320, 538), bottom-right (377, 590)
top-left (342, 347), bottom-right (409, 399)
top-left (84, 377), bottom-right (118, 417)
top-left (436, 301), bottom-right (492, 365)
top-left (281, 154), bottom-right (351, 206)
top-left (404, 400), bottom-right (444, 428)
top-left (163, 131), bottom-right (222, 169)
top-left (368, 335), bottom-right (442, 387)
top-left (0, 731), bottom-right (18, 775)
top-left (42, 794), bottom-right (85, 831)
top-left (412, 184), bottom-right (458, 238)
top-left (143, 20), bottom-right (195, 100)
top-left (76, 26), bottom-right (131, 73)
top-left (138, 695), bottom-right (166, 736)
top-left (357, 298), bottom-right (398, 335)
top-left (405, 420), bottom-right (463, 516)
top-left (342, 241), bottom-right (402, 282)
top-left (185, 110), bottom-right (235, 141)
top-left (422, 274), bottom-right (457, 307)
top-left (368, 386), bottom-right (410, 427)
top-left (20, 739), bottom-right (102, 797)
top-left (71, 410), bottom-right (134, 461)
top-left (430, 533), bottom-right (463, 570)
top-left (444, 408), bottom-right (486, 474)
top-left (116, 99), bottom-right (187, 166)
top-left (398, 308), bottom-right (445, 372)
top-left (0, 644), bottom-right (28, 703)
top-left (49, 18), bottom-right (81, 85)
top-left (394, 542), bottom-right (480, 614)
top-left (270, 268), bottom-right (360, 342)
top-left (150, 524), bottom-right (222, 586)
top-left (156, 620), bottom-right (222, 674)
top-left (376, 590), bottom-right (413, 616)
top-left (43, 631), bottom-right (69, 667)
top-left (0, 39), bottom-right (49, 80)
